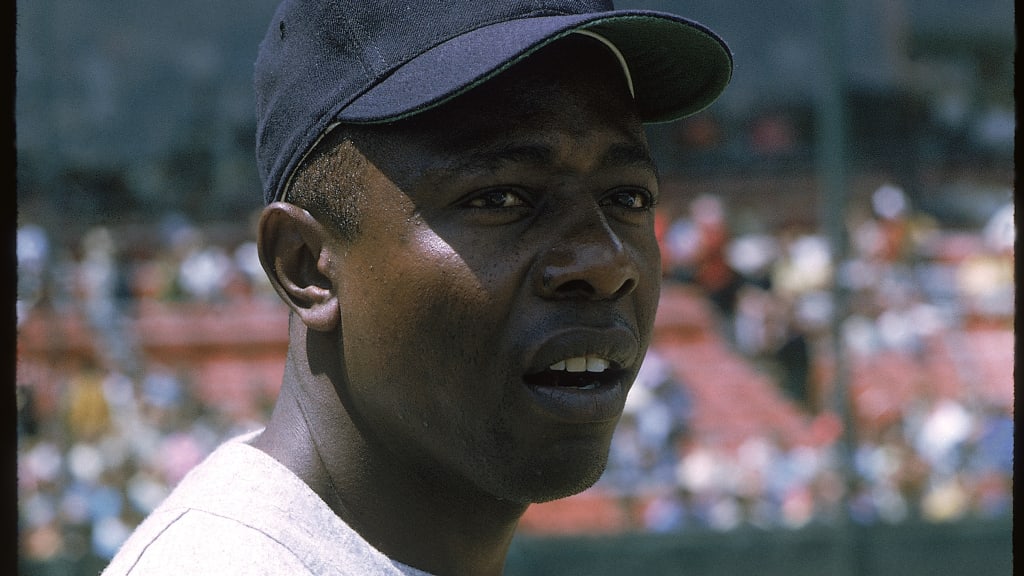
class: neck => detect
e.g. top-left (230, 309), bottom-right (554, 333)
top-left (254, 332), bottom-right (526, 576)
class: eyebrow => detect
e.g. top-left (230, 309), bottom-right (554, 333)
top-left (603, 143), bottom-right (659, 176)
top-left (444, 141), bottom-right (658, 177)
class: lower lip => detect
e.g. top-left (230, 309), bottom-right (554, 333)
top-left (524, 378), bottom-right (627, 424)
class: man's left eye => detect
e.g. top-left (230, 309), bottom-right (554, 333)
top-left (602, 187), bottom-right (654, 210)
top-left (464, 188), bottom-right (529, 209)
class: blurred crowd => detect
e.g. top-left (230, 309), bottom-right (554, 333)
top-left (599, 185), bottom-right (1013, 532)
top-left (18, 361), bottom-right (269, 568)
top-left (17, 214), bottom-right (279, 571)
top-left (601, 353), bottom-right (1013, 532)
top-left (17, 213), bottom-right (276, 324)
top-left (16, 184), bottom-right (1014, 568)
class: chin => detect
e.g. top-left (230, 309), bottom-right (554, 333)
top-left (497, 449), bottom-right (611, 505)
top-left (527, 471), bottom-right (605, 504)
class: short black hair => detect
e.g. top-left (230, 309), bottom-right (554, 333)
top-left (286, 128), bottom-right (366, 241)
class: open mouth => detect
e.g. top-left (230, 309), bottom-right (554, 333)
top-left (523, 355), bottom-right (624, 390)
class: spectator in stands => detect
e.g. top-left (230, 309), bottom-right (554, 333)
top-left (662, 194), bottom-right (744, 317)
top-left (65, 358), bottom-right (112, 443)
top-left (689, 194), bottom-right (743, 317)
top-left (17, 224), bottom-right (50, 326)
top-left (101, 1), bottom-right (733, 574)
top-left (773, 310), bottom-right (812, 412)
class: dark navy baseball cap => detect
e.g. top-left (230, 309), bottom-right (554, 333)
top-left (255, 0), bottom-right (733, 204)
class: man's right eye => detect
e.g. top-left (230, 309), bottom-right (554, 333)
top-left (463, 188), bottom-right (529, 209)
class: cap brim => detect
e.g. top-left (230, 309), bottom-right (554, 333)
top-left (336, 11), bottom-right (732, 125)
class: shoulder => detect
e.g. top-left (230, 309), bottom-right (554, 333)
top-left (102, 433), bottom-right (315, 575)
top-left (102, 507), bottom-right (312, 575)
top-left (102, 433), bottom-right (432, 576)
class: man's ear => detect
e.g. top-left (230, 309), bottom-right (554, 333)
top-left (258, 202), bottom-right (340, 332)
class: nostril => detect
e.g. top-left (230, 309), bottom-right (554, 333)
top-left (537, 238), bottom-right (640, 300)
top-left (554, 279), bottom-right (595, 297)
top-left (547, 277), bottom-right (636, 300)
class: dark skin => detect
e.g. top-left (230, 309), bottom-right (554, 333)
top-left (254, 37), bottom-right (662, 576)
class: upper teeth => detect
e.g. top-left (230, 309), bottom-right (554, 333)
top-left (549, 356), bottom-right (610, 373)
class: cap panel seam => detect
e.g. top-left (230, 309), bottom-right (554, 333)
top-left (331, 0), bottom-right (378, 79)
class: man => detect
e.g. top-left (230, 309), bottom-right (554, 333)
top-left (104, 1), bottom-right (731, 574)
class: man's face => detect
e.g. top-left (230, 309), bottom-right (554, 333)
top-left (324, 38), bottom-right (661, 504)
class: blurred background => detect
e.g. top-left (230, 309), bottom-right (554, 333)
top-left (15, 1), bottom-right (1014, 575)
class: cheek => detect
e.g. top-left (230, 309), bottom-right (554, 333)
top-left (340, 230), bottom-right (508, 396)
top-left (387, 234), bottom-right (494, 335)
top-left (337, 232), bottom-right (527, 475)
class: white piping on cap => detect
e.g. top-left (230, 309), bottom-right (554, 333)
top-left (572, 29), bottom-right (635, 98)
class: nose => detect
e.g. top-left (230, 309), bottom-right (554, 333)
top-left (534, 213), bottom-right (640, 301)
